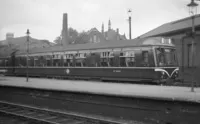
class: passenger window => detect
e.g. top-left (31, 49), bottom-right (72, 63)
top-left (120, 51), bottom-right (136, 67)
top-left (127, 51), bottom-right (136, 67)
top-left (5, 59), bottom-right (8, 66)
top-left (0, 59), bottom-right (3, 66)
top-left (119, 52), bottom-right (126, 67)
top-left (34, 56), bottom-right (39, 66)
top-left (65, 54), bottom-right (74, 67)
top-left (46, 56), bottom-right (51, 66)
top-left (27, 57), bottom-right (32, 67)
top-left (52, 54), bottom-right (62, 66)
top-left (100, 51), bottom-right (114, 67)
top-left (39, 56), bottom-right (46, 67)
top-left (75, 53), bottom-right (86, 67)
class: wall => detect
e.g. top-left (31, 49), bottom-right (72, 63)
top-left (170, 33), bottom-right (200, 84)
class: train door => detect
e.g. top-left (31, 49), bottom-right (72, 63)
top-left (137, 47), bottom-right (149, 67)
top-left (187, 43), bottom-right (196, 67)
top-left (146, 47), bottom-right (155, 67)
top-left (113, 50), bottom-right (120, 67)
top-left (11, 54), bottom-right (16, 73)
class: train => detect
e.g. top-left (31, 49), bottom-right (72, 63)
top-left (0, 37), bottom-right (179, 84)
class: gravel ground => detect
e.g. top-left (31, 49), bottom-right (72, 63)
top-left (0, 114), bottom-right (36, 124)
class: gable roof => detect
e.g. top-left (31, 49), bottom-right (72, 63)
top-left (139, 14), bottom-right (200, 38)
top-left (87, 28), bottom-right (99, 34)
top-left (104, 29), bottom-right (127, 41)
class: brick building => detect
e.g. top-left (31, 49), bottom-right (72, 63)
top-left (79, 19), bottom-right (127, 44)
top-left (0, 33), bottom-right (53, 58)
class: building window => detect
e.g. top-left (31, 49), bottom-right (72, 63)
top-left (93, 35), bottom-right (97, 43)
top-left (97, 37), bottom-right (100, 43)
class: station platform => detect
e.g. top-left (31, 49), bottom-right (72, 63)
top-left (0, 76), bottom-right (200, 103)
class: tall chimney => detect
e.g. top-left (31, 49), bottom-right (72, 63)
top-left (101, 23), bottom-right (104, 34)
top-left (116, 28), bottom-right (119, 35)
top-left (62, 13), bottom-right (68, 46)
top-left (6, 33), bottom-right (14, 45)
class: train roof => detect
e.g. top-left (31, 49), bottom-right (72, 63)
top-left (16, 37), bottom-right (174, 55)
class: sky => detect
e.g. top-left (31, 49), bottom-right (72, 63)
top-left (0, 0), bottom-right (198, 42)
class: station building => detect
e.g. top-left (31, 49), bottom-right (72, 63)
top-left (139, 14), bottom-right (200, 84)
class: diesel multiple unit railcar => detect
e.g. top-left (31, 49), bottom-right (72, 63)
top-left (0, 37), bottom-right (179, 84)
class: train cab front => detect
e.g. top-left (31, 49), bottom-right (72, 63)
top-left (154, 47), bottom-right (179, 84)
top-left (154, 67), bottom-right (179, 84)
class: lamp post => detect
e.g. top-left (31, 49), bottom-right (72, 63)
top-left (128, 9), bottom-right (132, 40)
top-left (187, 0), bottom-right (198, 92)
top-left (26, 29), bottom-right (30, 82)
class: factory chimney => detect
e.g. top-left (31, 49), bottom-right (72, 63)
top-left (61, 13), bottom-right (69, 46)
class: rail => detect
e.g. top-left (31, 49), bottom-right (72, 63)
top-left (0, 101), bottom-right (128, 124)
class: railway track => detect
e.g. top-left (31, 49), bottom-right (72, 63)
top-left (0, 101), bottom-right (131, 124)
top-left (0, 86), bottom-right (199, 124)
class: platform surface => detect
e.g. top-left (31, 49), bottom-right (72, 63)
top-left (0, 76), bottom-right (200, 103)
